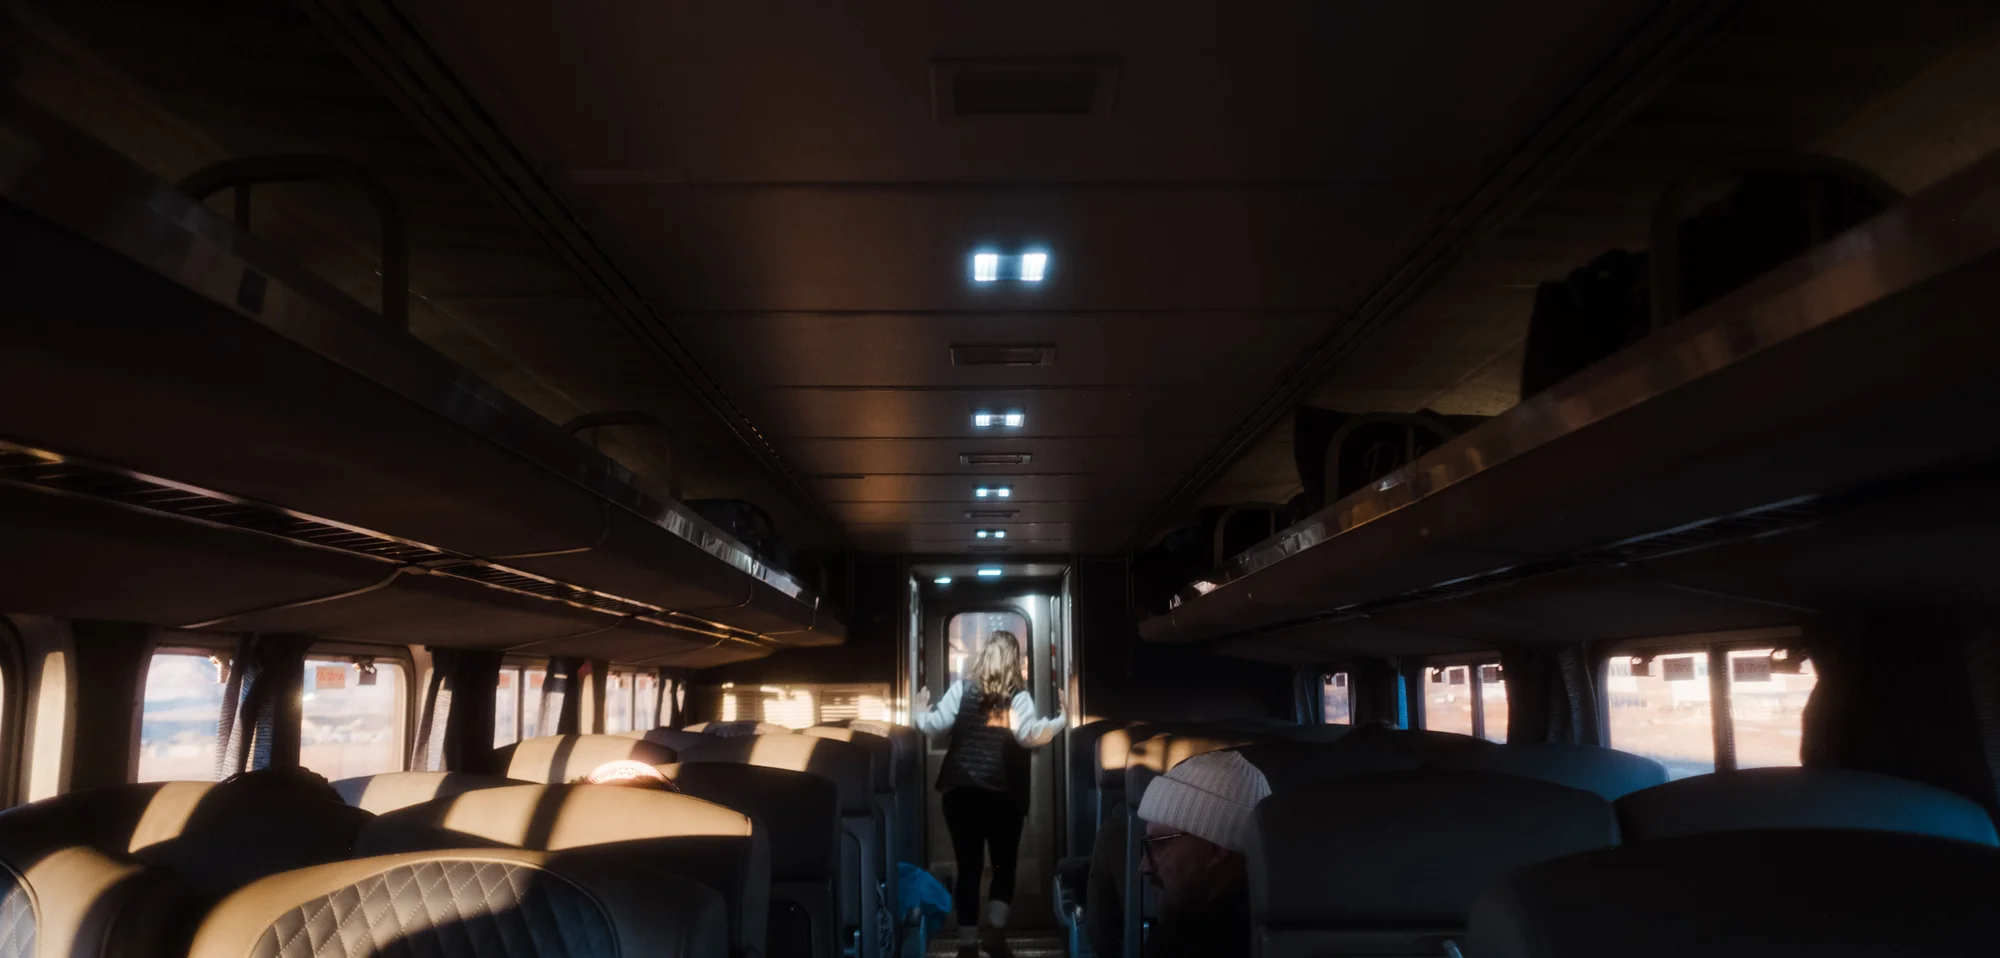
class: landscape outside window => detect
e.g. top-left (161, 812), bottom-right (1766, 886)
top-left (137, 651), bottom-right (227, 782)
top-left (1607, 653), bottom-right (1714, 779)
top-left (300, 658), bottom-right (406, 781)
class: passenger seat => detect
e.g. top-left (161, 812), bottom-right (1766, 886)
top-left (1616, 766), bottom-right (2000, 845)
top-left (501, 733), bottom-right (677, 783)
top-left (0, 780), bottom-right (368, 900)
top-left (1250, 771), bottom-right (1619, 957)
top-left (0, 828), bottom-right (194, 958)
top-left (687, 721), bottom-right (795, 738)
top-left (669, 762), bottom-right (842, 958)
top-left (1425, 741), bottom-right (1669, 800)
top-left (189, 848), bottom-right (730, 958)
top-left (1467, 830), bottom-right (2000, 956)
top-left (845, 720), bottom-right (925, 865)
top-left (358, 784), bottom-right (768, 958)
top-left (331, 770), bottom-right (515, 814)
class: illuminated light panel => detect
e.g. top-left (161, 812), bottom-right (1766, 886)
top-left (972, 252), bottom-right (1000, 282)
top-left (972, 410), bottom-right (1024, 429)
top-left (934, 576), bottom-right (953, 585)
top-left (974, 529), bottom-right (1009, 540)
top-left (1020, 252), bottom-right (1049, 282)
top-left (977, 568), bottom-right (1004, 577)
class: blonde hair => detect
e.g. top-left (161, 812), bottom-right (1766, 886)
top-left (973, 630), bottom-right (1025, 704)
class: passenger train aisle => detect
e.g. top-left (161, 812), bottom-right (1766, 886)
top-left (4, 1), bottom-right (2000, 957)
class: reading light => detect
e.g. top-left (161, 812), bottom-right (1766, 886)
top-left (977, 568), bottom-right (1003, 577)
top-left (934, 576), bottom-right (953, 585)
top-left (972, 252), bottom-right (1000, 283)
top-left (1019, 252), bottom-right (1048, 282)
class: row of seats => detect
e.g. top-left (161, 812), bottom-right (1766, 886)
top-left (0, 777), bottom-right (731, 958)
top-left (1072, 719), bottom-right (2000, 957)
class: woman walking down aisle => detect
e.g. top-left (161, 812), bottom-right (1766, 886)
top-left (915, 630), bottom-right (1066, 958)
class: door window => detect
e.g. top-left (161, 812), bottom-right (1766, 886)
top-left (946, 611), bottom-right (1030, 688)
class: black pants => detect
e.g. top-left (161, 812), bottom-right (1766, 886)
top-left (942, 786), bottom-right (1025, 925)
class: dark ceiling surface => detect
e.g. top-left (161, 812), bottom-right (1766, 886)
top-left (402, 0), bottom-right (1665, 555)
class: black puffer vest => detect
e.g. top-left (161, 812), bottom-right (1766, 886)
top-left (936, 681), bottom-right (1032, 810)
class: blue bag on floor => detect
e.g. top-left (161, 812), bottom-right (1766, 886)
top-left (898, 863), bottom-right (952, 953)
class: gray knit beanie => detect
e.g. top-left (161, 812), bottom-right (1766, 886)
top-left (1136, 749), bottom-right (1271, 854)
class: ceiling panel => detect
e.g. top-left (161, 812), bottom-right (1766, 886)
top-left (406, 0), bottom-right (1670, 554)
top-left (737, 387), bottom-right (1245, 440)
top-left (669, 311), bottom-right (1328, 388)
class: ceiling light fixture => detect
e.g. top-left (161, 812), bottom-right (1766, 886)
top-left (973, 485), bottom-right (1017, 499)
top-left (1019, 252), bottom-right (1049, 282)
top-left (972, 410), bottom-right (1025, 430)
top-left (972, 252), bottom-right (1000, 283)
top-left (974, 529), bottom-right (1009, 540)
top-left (934, 576), bottom-right (953, 585)
top-left (977, 568), bottom-right (1004, 578)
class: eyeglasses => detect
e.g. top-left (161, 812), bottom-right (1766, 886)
top-left (1140, 830), bottom-right (1188, 872)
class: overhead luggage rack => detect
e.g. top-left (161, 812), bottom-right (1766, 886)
top-left (1142, 145), bottom-right (2000, 660)
top-left (0, 95), bottom-right (838, 662)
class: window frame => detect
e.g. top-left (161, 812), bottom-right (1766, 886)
top-left (0, 617), bottom-right (25, 805)
top-left (133, 633), bottom-right (236, 783)
top-left (496, 656), bottom-right (551, 747)
top-left (1601, 627), bottom-right (1807, 774)
top-left (1418, 653), bottom-right (1506, 742)
top-left (300, 642), bottom-right (417, 777)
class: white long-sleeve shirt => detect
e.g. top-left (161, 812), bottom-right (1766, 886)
top-left (915, 680), bottom-right (1066, 748)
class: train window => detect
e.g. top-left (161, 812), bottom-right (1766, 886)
top-left (604, 669), bottom-right (634, 734)
top-left (495, 667), bottom-right (520, 747)
top-left (1479, 663), bottom-right (1508, 744)
top-left (495, 661), bottom-right (549, 745)
top-left (946, 611), bottom-right (1030, 687)
top-left (1607, 652), bottom-right (1714, 779)
top-left (1421, 666), bottom-right (1475, 737)
top-left (635, 671), bottom-right (661, 730)
top-left (713, 682), bottom-right (893, 729)
top-left (1727, 648), bottom-right (1816, 769)
top-left (300, 658), bottom-right (407, 780)
top-left (137, 649), bottom-right (229, 782)
top-left (1321, 672), bottom-right (1351, 724)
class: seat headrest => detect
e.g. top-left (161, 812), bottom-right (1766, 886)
top-left (664, 762), bottom-right (841, 882)
top-left (686, 721), bottom-right (794, 738)
top-left (1427, 742), bottom-right (1670, 800)
top-left (801, 726), bottom-right (894, 791)
top-left (502, 734), bottom-right (677, 783)
top-left (678, 733), bottom-right (873, 815)
top-left (189, 849), bottom-right (729, 958)
top-left (358, 783), bottom-right (755, 854)
top-left (1251, 771), bottom-right (1617, 926)
top-left (0, 839), bottom-right (196, 958)
top-left (1615, 767), bottom-right (2000, 845)
top-left (1233, 740), bottom-right (1419, 791)
top-left (332, 771), bottom-right (516, 814)
top-left (1338, 725), bottom-right (1496, 762)
top-left (1270, 723), bottom-right (1355, 744)
top-left (624, 728), bottom-right (722, 753)
top-left (846, 720), bottom-right (921, 764)
top-left (0, 782), bottom-right (369, 900)
top-left (1468, 830), bottom-right (2000, 958)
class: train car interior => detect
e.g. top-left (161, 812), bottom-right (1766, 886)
top-left (6, 1), bottom-right (2000, 956)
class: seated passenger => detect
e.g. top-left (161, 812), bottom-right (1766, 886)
top-left (578, 759), bottom-right (682, 791)
top-left (1097, 749), bottom-right (1271, 958)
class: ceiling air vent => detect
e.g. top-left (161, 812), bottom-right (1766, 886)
top-left (962, 453), bottom-right (1031, 466)
top-left (952, 344), bottom-right (1056, 367)
top-left (932, 59), bottom-right (1121, 118)
top-left (966, 510), bottom-right (1019, 520)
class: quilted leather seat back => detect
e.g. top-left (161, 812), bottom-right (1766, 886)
top-left (190, 849), bottom-right (728, 958)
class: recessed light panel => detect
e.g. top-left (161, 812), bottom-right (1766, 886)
top-left (977, 568), bottom-right (1004, 578)
top-left (973, 529), bottom-right (1009, 540)
top-left (972, 252), bottom-right (1000, 282)
top-left (1020, 252), bottom-right (1049, 282)
top-left (934, 576), bottom-right (954, 585)
top-left (974, 485), bottom-right (1017, 499)
top-left (972, 410), bottom-right (1025, 430)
